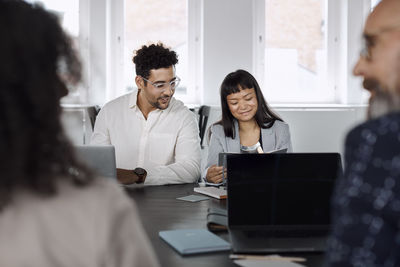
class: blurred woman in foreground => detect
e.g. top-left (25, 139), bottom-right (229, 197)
top-left (0, 1), bottom-right (159, 266)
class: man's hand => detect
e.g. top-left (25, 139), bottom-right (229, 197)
top-left (117, 168), bottom-right (139, 185)
top-left (206, 165), bottom-right (227, 184)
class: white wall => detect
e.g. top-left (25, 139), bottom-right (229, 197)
top-left (79, 0), bottom-right (124, 105)
top-left (86, 0), bottom-right (107, 104)
top-left (62, 108), bottom-right (93, 145)
top-left (203, 105), bottom-right (367, 157)
top-left (278, 106), bottom-right (366, 154)
top-left (201, 0), bottom-right (254, 105)
top-left (333, 0), bottom-right (370, 104)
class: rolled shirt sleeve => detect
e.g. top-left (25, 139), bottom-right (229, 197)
top-left (89, 92), bottom-right (201, 185)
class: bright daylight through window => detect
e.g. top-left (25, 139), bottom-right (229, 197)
top-left (264, 0), bottom-right (328, 103)
top-left (24, 0), bottom-right (79, 38)
top-left (24, 0), bottom-right (81, 102)
top-left (124, 0), bottom-right (188, 97)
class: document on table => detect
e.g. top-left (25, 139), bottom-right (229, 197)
top-left (176, 194), bottom-right (209, 202)
top-left (233, 259), bottom-right (306, 267)
top-left (232, 254), bottom-right (306, 267)
top-left (194, 186), bottom-right (227, 199)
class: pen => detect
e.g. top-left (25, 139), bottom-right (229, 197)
top-left (229, 254), bottom-right (306, 262)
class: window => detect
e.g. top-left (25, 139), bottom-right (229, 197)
top-left (27, 1), bottom-right (370, 106)
top-left (25, 0), bottom-right (80, 37)
top-left (261, 0), bottom-right (329, 103)
top-left (24, 0), bottom-right (89, 103)
top-left (124, 0), bottom-right (190, 100)
top-left (254, 0), bottom-right (372, 104)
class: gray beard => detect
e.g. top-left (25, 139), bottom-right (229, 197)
top-left (365, 52), bottom-right (400, 119)
top-left (368, 89), bottom-right (400, 119)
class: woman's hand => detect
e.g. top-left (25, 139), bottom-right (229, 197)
top-left (206, 165), bottom-right (227, 184)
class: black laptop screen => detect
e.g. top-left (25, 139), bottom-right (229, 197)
top-left (227, 153), bottom-right (342, 227)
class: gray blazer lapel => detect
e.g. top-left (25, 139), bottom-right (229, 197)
top-left (261, 125), bottom-right (275, 152)
top-left (226, 120), bottom-right (241, 153)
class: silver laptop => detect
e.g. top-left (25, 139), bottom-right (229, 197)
top-left (227, 153), bottom-right (342, 253)
top-left (74, 145), bottom-right (117, 180)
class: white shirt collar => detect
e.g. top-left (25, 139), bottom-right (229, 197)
top-left (128, 90), bottom-right (139, 109)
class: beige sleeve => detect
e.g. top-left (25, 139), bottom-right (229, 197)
top-left (100, 183), bottom-right (160, 267)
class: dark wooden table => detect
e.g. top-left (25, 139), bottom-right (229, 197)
top-left (126, 184), bottom-right (325, 267)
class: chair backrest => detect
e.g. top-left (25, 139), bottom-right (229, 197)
top-left (198, 105), bottom-right (211, 148)
top-left (87, 105), bottom-right (101, 131)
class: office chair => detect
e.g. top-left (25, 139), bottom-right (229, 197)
top-left (87, 105), bottom-right (101, 131)
top-left (198, 105), bottom-right (211, 148)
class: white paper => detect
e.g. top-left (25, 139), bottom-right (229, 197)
top-left (233, 259), bottom-right (306, 267)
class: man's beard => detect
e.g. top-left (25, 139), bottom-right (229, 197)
top-left (149, 95), bottom-right (171, 110)
top-left (366, 51), bottom-right (400, 119)
top-left (366, 79), bottom-right (400, 119)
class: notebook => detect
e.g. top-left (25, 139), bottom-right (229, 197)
top-left (159, 229), bottom-right (231, 255)
top-left (227, 153), bottom-right (343, 253)
top-left (194, 186), bottom-right (227, 199)
top-left (74, 145), bottom-right (117, 180)
top-left (207, 207), bottom-right (228, 232)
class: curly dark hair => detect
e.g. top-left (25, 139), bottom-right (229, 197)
top-left (0, 0), bottom-right (93, 208)
top-left (132, 43), bottom-right (178, 84)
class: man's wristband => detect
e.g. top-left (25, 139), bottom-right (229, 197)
top-left (133, 167), bottom-right (147, 184)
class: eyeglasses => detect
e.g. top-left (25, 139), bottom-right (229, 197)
top-left (141, 76), bottom-right (181, 91)
top-left (360, 24), bottom-right (400, 61)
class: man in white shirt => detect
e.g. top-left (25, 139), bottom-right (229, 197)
top-left (91, 43), bottom-right (201, 185)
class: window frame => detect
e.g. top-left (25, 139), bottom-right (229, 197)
top-left (80, 0), bottom-right (373, 106)
top-left (253, 0), bottom-right (371, 105)
top-left (103, 0), bottom-right (201, 105)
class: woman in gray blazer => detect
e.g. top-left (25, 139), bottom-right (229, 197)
top-left (204, 70), bottom-right (292, 184)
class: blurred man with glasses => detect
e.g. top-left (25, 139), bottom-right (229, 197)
top-left (91, 43), bottom-right (201, 185)
top-left (326, 0), bottom-right (400, 266)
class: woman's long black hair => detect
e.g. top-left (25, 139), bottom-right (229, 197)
top-left (218, 69), bottom-right (283, 138)
top-left (0, 0), bottom-right (93, 208)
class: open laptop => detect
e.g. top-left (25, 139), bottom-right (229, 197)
top-left (215, 149), bottom-right (288, 186)
top-left (74, 145), bottom-right (117, 180)
top-left (226, 153), bottom-right (342, 253)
